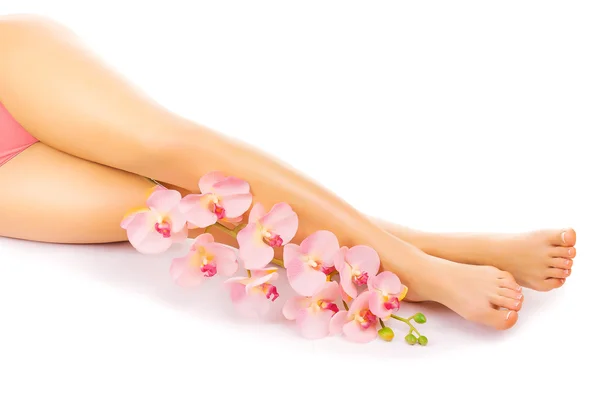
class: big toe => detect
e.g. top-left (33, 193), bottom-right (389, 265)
top-left (481, 309), bottom-right (519, 330)
top-left (556, 228), bottom-right (577, 247)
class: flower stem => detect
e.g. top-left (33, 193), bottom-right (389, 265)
top-left (211, 222), bottom-right (238, 239)
top-left (390, 314), bottom-right (421, 336)
top-left (247, 270), bottom-right (252, 278)
top-left (342, 300), bottom-right (349, 311)
top-left (379, 319), bottom-right (386, 329)
top-left (271, 258), bottom-right (285, 268)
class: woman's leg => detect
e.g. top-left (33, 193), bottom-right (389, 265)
top-left (0, 15), bottom-right (525, 329)
top-left (0, 143), bottom-right (154, 243)
top-left (376, 220), bottom-right (576, 292)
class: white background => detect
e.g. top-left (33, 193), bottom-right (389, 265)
top-left (1, 1), bottom-right (599, 399)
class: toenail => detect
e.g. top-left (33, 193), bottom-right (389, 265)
top-left (506, 311), bottom-right (513, 320)
top-left (516, 285), bottom-right (522, 292)
top-left (565, 259), bottom-right (571, 266)
top-left (568, 248), bottom-right (574, 257)
top-left (565, 269), bottom-right (571, 276)
top-left (561, 231), bottom-right (567, 244)
top-left (515, 301), bottom-right (520, 308)
top-left (517, 294), bottom-right (523, 300)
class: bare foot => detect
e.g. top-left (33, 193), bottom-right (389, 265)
top-left (487, 228), bottom-right (577, 292)
top-left (375, 237), bottom-right (523, 330)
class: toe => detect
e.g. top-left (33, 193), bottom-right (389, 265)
top-left (550, 228), bottom-right (576, 246)
top-left (550, 246), bottom-right (576, 259)
top-left (546, 267), bottom-right (571, 279)
top-left (497, 272), bottom-right (521, 291)
top-left (490, 294), bottom-right (523, 311)
top-left (549, 257), bottom-right (573, 269)
top-left (561, 228), bottom-right (577, 246)
top-left (498, 287), bottom-right (523, 300)
top-left (481, 309), bottom-right (518, 330)
top-left (533, 278), bottom-right (566, 292)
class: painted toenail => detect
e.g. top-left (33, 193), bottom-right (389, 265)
top-left (565, 259), bottom-right (570, 266)
top-left (516, 285), bottom-right (522, 292)
top-left (565, 269), bottom-right (571, 276)
top-left (568, 249), bottom-right (574, 256)
top-left (506, 311), bottom-right (513, 320)
top-left (561, 232), bottom-right (567, 244)
top-left (518, 294), bottom-right (523, 300)
top-left (515, 301), bottom-right (520, 308)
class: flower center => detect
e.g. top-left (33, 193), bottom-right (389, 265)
top-left (262, 283), bottom-right (279, 301)
top-left (192, 251), bottom-right (217, 277)
top-left (261, 229), bottom-right (283, 247)
top-left (154, 219), bottom-right (172, 238)
top-left (351, 270), bottom-right (369, 286)
top-left (383, 296), bottom-right (400, 311)
top-left (212, 202), bottom-right (226, 219)
top-left (355, 309), bottom-right (377, 329)
top-left (306, 257), bottom-right (335, 275)
top-left (318, 300), bottom-right (339, 314)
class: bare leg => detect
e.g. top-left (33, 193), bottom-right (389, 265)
top-left (374, 219), bottom-right (576, 292)
top-left (0, 143), bottom-right (154, 243)
top-left (0, 15), bottom-right (523, 329)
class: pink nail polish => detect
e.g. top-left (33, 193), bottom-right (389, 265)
top-left (506, 311), bottom-right (513, 320)
top-left (515, 301), bottom-right (520, 308)
top-left (561, 231), bottom-right (567, 244)
top-left (518, 294), bottom-right (523, 300)
top-left (565, 259), bottom-right (570, 266)
top-left (568, 248), bottom-right (574, 257)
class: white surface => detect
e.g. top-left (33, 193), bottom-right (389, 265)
top-left (1, 1), bottom-right (599, 399)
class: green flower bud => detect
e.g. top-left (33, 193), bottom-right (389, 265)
top-left (413, 313), bottom-right (427, 324)
top-left (405, 333), bottom-right (417, 345)
top-left (378, 327), bottom-right (395, 342)
top-left (418, 335), bottom-right (428, 346)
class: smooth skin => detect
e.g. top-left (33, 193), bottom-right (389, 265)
top-left (0, 15), bottom-right (576, 330)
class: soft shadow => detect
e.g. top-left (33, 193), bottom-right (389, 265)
top-left (1, 237), bottom-right (562, 355)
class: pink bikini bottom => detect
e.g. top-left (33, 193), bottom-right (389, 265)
top-left (0, 102), bottom-right (39, 167)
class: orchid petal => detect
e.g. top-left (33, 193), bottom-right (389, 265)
top-left (220, 193), bottom-right (253, 218)
top-left (342, 321), bottom-right (378, 343)
top-left (199, 171), bottom-right (227, 193)
top-left (170, 254), bottom-right (206, 287)
top-left (126, 211), bottom-right (173, 254)
top-left (205, 242), bottom-right (239, 277)
top-left (180, 194), bottom-right (217, 228)
top-left (260, 203), bottom-right (298, 244)
top-left (238, 223), bottom-right (274, 270)
top-left (192, 233), bottom-right (215, 249)
top-left (248, 203), bottom-right (266, 224)
top-left (211, 176), bottom-right (250, 197)
top-left (345, 245), bottom-right (380, 277)
top-left (313, 281), bottom-right (341, 303)
top-left (300, 230), bottom-right (340, 265)
top-left (368, 271), bottom-right (403, 294)
top-left (282, 296), bottom-right (311, 320)
top-left (296, 308), bottom-right (335, 340)
top-left (329, 311), bottom-right (348, 335)
top-left (147, 189), bottom-right (181, 214)
top-left (348, 291), bottom-right (372, 316)
top-left (368, 291), bottom-right (392, 319)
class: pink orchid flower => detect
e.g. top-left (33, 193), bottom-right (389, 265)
top-left (237, 203), bottom-right (299, 270)
top-left (329, 291), bottom-right (379, 343)
top-left (180, 171), bottom-right (252, 228)
top-left (282, 281), bottom-right (341, 339)
top-left (170, 233), bottom-right (238, 286)
top-left (334, 245), bottom-right (380, 299)
top-left (367, 271), bottom-right (408, 320)
top-left (224, 268), bottom-right (280, 317)
top-left (284, 230), bottom-right (340, 296)
top-left (120, 187), bottom-right (187, 254)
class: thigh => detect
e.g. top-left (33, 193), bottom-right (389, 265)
top-left (0, 142), bottom-right (155, 243)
